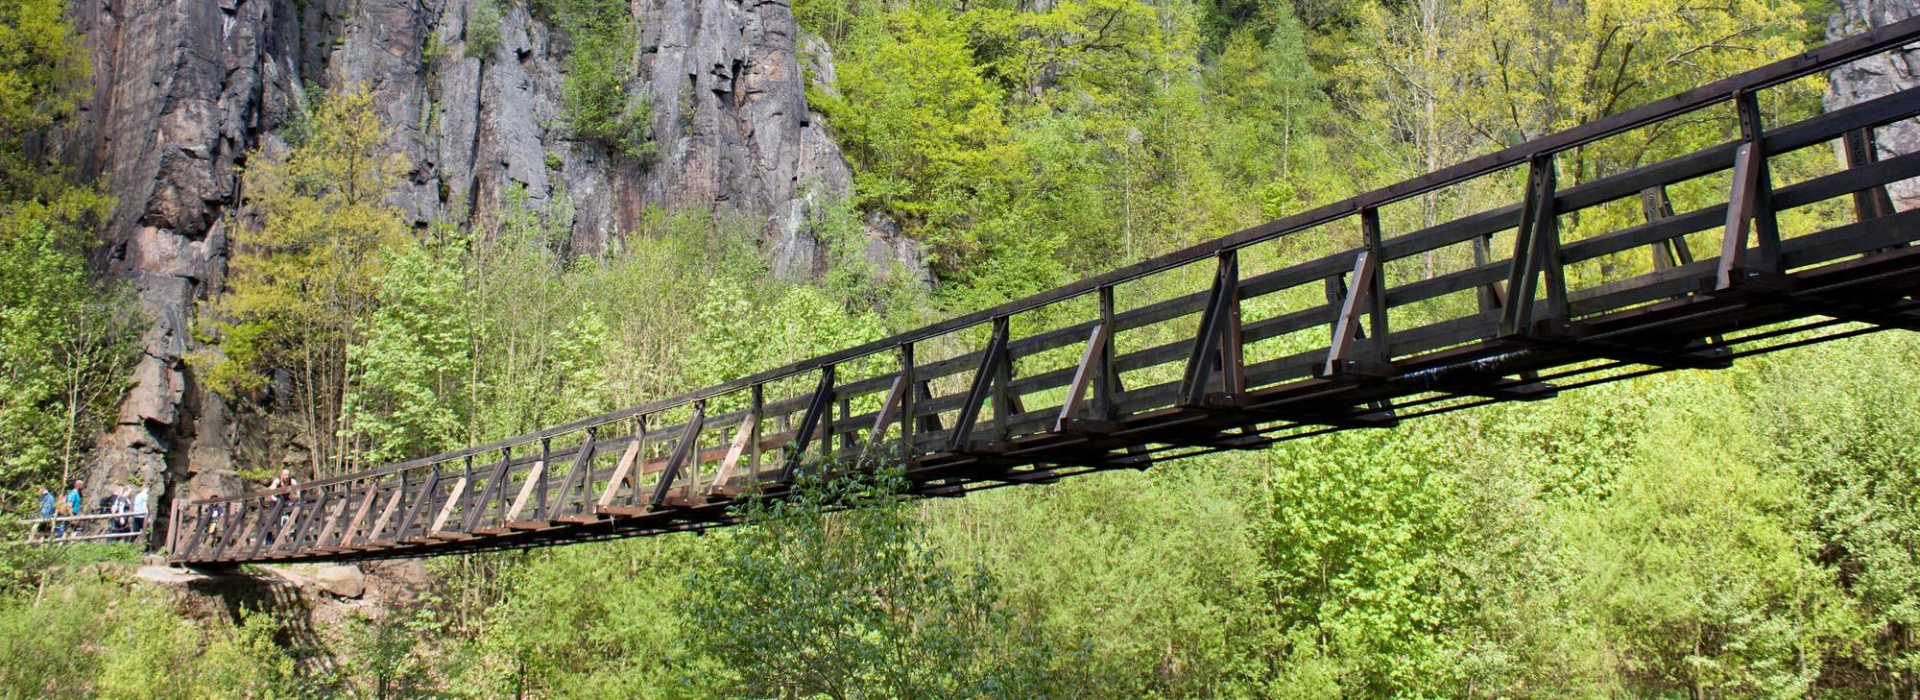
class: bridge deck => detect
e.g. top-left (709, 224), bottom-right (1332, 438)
top-left (170, 18), bottom-right (1920, 565)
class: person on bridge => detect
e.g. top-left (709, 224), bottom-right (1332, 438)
top-left (64, 481), bottom-right (82, 536)
top-left (106, 486), bottom-right (130, 534)
top-left (37, 487), bottom-right (55, 537)
top-left (265, 469), bottom-right (298, 545)
top-left (132, 485), bottom-right (149, 537)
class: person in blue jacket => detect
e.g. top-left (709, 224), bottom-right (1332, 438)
top-left (37, 486), bottom-right (55, 536)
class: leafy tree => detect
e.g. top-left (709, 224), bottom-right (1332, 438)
top-left (0, 219), bottom-right (139, 495)
top-left (1757, 334), bottom-right (1920, 694)
top-left (0, 0), bottom-right (93, 205)
top-left (345, 232), bottom-right (475, 463)
top-left (815, 7), bottom-right (1018, 273)
top-left (466, 0), bottom-right (503, 60)
top-left (0, 0), bottom-right (133, 503)
top-left (201, 86), bottom-right (410, 478)
top-left (688, 469), bottom-right (1052, 698)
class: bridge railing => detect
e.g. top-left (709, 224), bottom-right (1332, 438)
top-left (171, 17), bottom-right (1920, 563)
top-left (20, 512), bottom-right (149, 546)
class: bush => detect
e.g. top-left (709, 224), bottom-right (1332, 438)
top-left (540, 0), bottom-right (654, 158)
top-left (466, 0), bottom-right (502, 60)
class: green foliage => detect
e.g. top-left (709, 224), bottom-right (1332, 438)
top-left (688, 469), bottom-right (1052, 697)
top-left (1756, 333), bottom-right (1920, 690)
top-left (15, 3), bottom-right (1920, 698)
top-left (0, 0), bottom-right (91, 203)
top-left (0, 568), bottom-right (297, 699)
top-left (457, 543), bottom-right (696, 697)
top-left (345, 233), bottom-right (474, 463)
top-left (199, 85), bottom-right (410, 477)
top-left (466, 0), bottom-right (503, 60)
top-left (0, 217), bottom-right (139, 503)
top-left (0, 0), bottom-right (134, 504)
top-left (337, 607), bottom-right (434, 697)
top-left (541, 0), bottom-right (654, 158)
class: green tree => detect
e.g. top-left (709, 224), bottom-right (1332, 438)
top-left (345, 231), bottom-right (475, 463)
top-left (201, 86), bottom-right (410, 478)
top-left (1757, 334), bottom-right (1920, 694)
top-left (688, 470), bottom-right (1052, 697)
top-left (0, 0), bottom-right (133, 502)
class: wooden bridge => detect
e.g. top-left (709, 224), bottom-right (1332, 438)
top-left (168, 19), bottom-right (1920, 565)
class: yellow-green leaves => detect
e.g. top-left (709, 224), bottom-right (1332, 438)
top-left (202, 86), bottom-right (410, 476)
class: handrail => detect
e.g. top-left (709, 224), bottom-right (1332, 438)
top-left (194, 14), bottom-right (1920, 506)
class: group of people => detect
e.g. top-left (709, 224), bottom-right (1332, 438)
top-left (35, 480), bottom-right (150, 540)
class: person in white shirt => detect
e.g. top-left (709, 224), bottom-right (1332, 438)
top-left (132, 486), bottom-right (150, 535)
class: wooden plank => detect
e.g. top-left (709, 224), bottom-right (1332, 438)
top-left (1324, 251), bottom-right (1376, 375)
top-left (337, 485), bottom-right (381, 549)
top-left (310, 487), bottom-right (352, 551)
top-left (393, 470), bottom-right (441, 543)
top-left (597, 434), bottom-right (646, 508)
top-left (465, 453), bottom-right (514, 533)
top-left (365, 488), bottom-right (404, 546)
top-left (650, 404), bottom-right (707, 507)
top-left (858, 374), bottom-right (908, 466)
top-left (504, 458), bottom-right (546, 523)
top-left (428, 476), bottom-right (469, 535)
top-left (1056, 323), bottom-right (1110, 431)
top-left (545, 433), bottom-right (599, 519)
top-left (711, 409), bottom-right (759, 492)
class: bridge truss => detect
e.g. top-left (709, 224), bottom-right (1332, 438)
top-left (170, 18), bottom-right (1920, 565)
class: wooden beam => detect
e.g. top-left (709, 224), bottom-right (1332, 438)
top-left (337, 485), bottom-right (380, 549)
top-left (711, 409), bottom-right (759, 495)
top-left (504, 456), bottom-right (546, 524)
top-left (950, 319), bottom-right (1011, 451)
top-left (465, 452), bottom-right (513, 533)
top-left (598, 425), bottom-right (647, 508)
top-left (1323, 250), bottom-right (1377, 376)
top-left (781, 367), bottom-right (836, 482)
top-left (429, 476), bottom-right (469, 535)
top-left (1057, 322), bottom-right (1111, 431)
top-left (650, 403), bottom-right (707, 507)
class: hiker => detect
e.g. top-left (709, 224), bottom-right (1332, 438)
top-left (108, 486), bottom-right (130, 535)
top-left (64, 481), bottom-right (82, 537)
top-left (37, 487), bottom-right (55, 537)
top-left (132, 485), bottom-right (150, 536)
top-left (268, 469), bottom-right (299, 496)
top-left (265, 469), bottom-right (298, 545)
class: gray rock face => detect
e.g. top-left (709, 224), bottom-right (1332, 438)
top-left (1827, 0), bottom-right (1920, 207)
top-left (51, 0), bottom-right (915, 524)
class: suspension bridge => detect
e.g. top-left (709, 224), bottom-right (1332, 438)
top-left (164, 18), bottom-right (1920, 565)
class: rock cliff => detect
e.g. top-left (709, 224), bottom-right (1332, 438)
top-left (1827, 0), bottom-right (1920, 206)
top-left (49, 0), bottom-right (906, 524)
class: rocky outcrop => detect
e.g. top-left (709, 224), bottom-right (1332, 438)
top-left (51, 0), bottom-right (918, 533)
top-left (1827, 0), bottom-right (1920, 207)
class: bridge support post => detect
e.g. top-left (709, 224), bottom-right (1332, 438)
top-left (651, 402), bottom-right (706, 507)
top-left (781, 365), bottom-right (836, 482)
top-left (899, 344), bottom-right (916, 463)
top-left (950, 318), bottom-right (1012, 451)
top-left (1717, 90), bottom-right (1784, 290)
top-left (1502, 154), bottom-right (1569, 337)
top-left (1180, 250), bottom-right (1245, 406)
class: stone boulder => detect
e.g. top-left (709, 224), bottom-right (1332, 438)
top-left (313, 565), bottom-right (366, 599)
